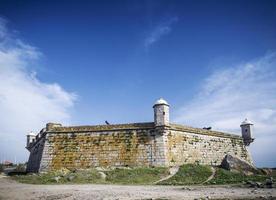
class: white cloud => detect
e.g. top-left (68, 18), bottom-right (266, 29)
top-left (0, 19), bottom-right (76, 163)
top-left (144, 16), bottom-right (178, 49)
top-left (174, 53), bottom-right (276, 167)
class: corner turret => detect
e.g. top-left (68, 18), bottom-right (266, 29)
top-left (153, 98), bottom-right (170, 126)
top-left (240, 118), bottom-right (254, 146)
top-left (26, 131), bottom-right (36, 149)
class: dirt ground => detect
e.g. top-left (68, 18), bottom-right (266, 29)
top-left (0, 176), bottom-right (275, 200)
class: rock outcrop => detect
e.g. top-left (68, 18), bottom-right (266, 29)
top-left (221, 154), bottom-right (258, 175)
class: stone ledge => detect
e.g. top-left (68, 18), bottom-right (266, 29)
top-left (48, 122), bottom-right (155, 132)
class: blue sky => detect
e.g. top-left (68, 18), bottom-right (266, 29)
top-left (0, 0), bottom-right (276, 167)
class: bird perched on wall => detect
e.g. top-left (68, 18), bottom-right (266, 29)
top-left (203, 127), bottom-right (212, 130)
top-left (105, 120), bottom-right (110, 125)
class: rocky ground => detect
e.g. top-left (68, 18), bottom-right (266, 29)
top-left (0, 176), bottom-right (276, 200)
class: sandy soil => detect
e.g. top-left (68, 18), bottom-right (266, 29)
top-left (0, 176), bottom-right (275, 200)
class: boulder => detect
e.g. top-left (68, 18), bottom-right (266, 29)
top-left (245, 180), bottom-right (263, 188)
top-left (265, 177), bottom-right (273, 188)
top-left (259, 168), bottom-right (273, 175)
top-left (53, 176), bottom-right (61, 183)
top-left (98, 171), bottom-right (106, 180)
top-left (67, 175), bottom-right (75, 182)
top-left (221, 154), bottom-right (258, 175)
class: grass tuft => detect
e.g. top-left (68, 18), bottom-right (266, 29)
top-left (12, 168), bottom-right (105, 184)
top-left (207, 168), bottom-right (271, 185)
top-left (105, 167), bottom-right (169, 185)
top-left (11, 164), bottom-right (276, 186)
top-left (12, 167), bottom-right (169, 185)
top-left (158, 164), bottom-right (212, 185)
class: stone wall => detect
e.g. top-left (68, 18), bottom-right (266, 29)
top-left (163, 126), bottom-right (252, 166)
top-left (26, 134), bottom-right (46, 172)
top-left (26, 123), bottom-right (252, 172)
top-left (27, 123), bottom-right (167, 172)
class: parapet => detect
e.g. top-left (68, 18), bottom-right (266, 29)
top-left (26, 121), bottom-right (244, 152)
top-left (169, 123), bottom-right (242, 139)
top-left (46, 122), bottom-right (155, 133)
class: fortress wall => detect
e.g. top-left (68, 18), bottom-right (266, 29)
top-left (37, 129), bottom-right (166, 171)
top-left (26, 99), bottom-right (255, 172)
top-left (26, 136), bottom-right (46, 172)
top-left (26, 125), bottom-right (253, 172)
top-left (163, 129), bottom-right (252, 166)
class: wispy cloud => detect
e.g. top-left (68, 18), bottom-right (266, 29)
top-left (174, 53), bottom-right (276, 167)
top-left (0, 18), bottom-right (77, 163)
top-left (144, 16), bottom-right (178, 49)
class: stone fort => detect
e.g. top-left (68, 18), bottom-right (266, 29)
top-left (26, 98), bottom-right (254, 172)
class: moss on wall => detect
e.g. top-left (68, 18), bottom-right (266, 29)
top-left (26, 123), bottom-right (252, 172)
top-left (164, 130), bottom-right (252, 166)
top-left (47, 130), bottom-right (161, 170)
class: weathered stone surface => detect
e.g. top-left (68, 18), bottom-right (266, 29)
top-left (26, 123), bottom-right (252, 173)
top-left (221, 154), bottom-right (257, 175)
top-left (26, 99), bottom-right (254, 173)
top-left (164, 129), bottom-right (252, 166)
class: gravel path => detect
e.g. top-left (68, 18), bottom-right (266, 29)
top-left (0, 176), bottom-right (275, 200)
top-left (202, 167), bottom-right (216, 184)
top-left (153, 166), bottom-right (179, 184)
